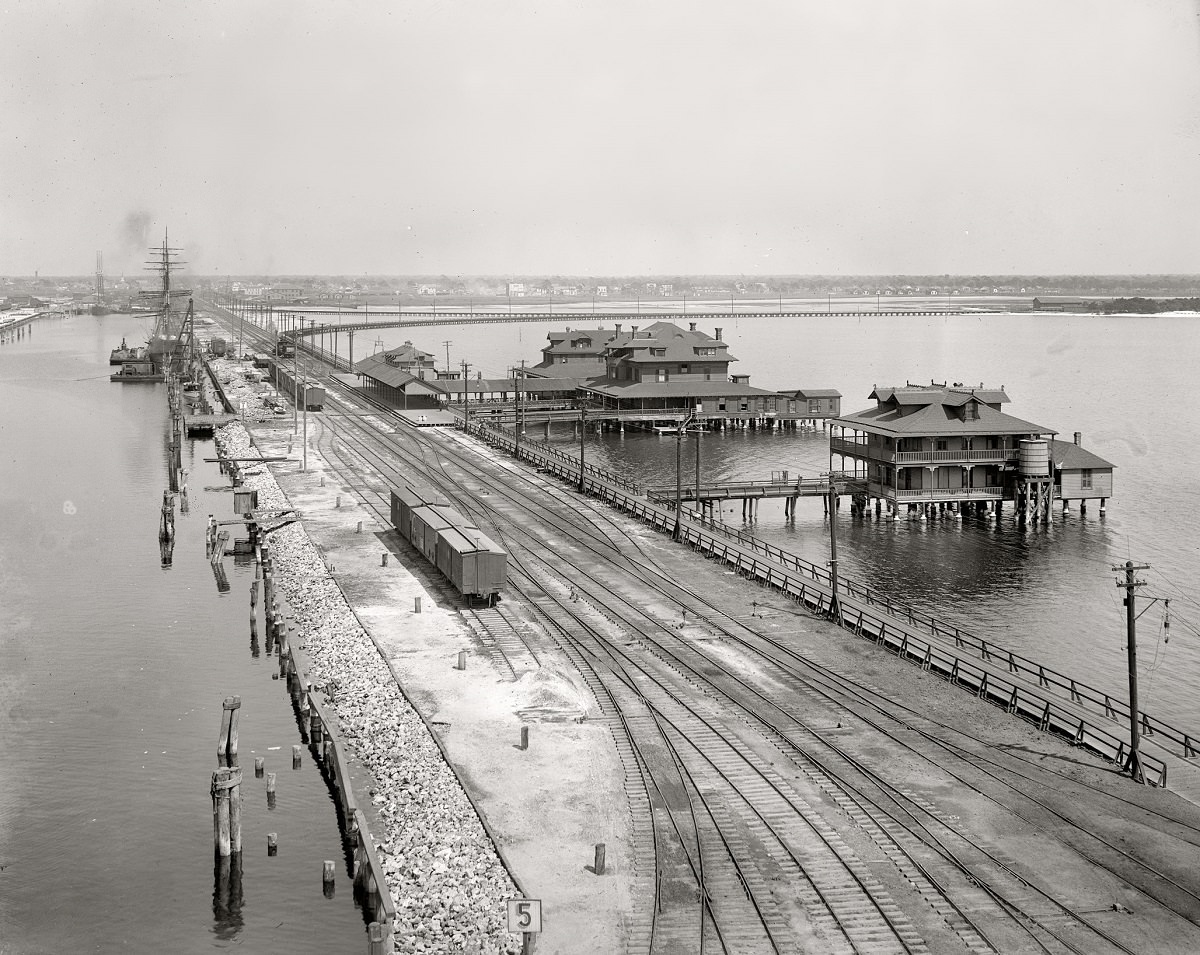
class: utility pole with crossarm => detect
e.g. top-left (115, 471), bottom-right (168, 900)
top-left (1114, 560), bottom-right (1151, 784)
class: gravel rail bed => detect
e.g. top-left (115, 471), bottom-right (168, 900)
top-left (215, 418), bottom-right (521, 955)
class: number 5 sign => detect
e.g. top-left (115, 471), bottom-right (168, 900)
top-left (507, 898), bottom-right (543, 934)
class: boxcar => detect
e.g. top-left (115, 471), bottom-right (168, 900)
top-left (465, 529), bottom-right (507, 600)
top-left (390, 482), bottom-right (506, 604)
top-left (390, 488), bottom-right (425, 541)
top-left (435, 527), bottom-right (481, 596)
top-left (409, 505), bottom-right (453, 566)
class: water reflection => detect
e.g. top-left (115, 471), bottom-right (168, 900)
top-left (211, 852), bottom-right (245, 939)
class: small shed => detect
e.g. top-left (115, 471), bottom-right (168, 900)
top-left (777, 388), bottom-right (842, 418)
top-left (1051, 434), bottom-right (1114, 502)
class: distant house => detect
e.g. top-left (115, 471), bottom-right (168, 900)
top-left (1031, 297), bottom-right (1093, 313)
top-left (506, 283), bottom-right (526, 297)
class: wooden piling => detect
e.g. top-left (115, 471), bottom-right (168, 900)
top-left (520, 726), bottom-right (529, 750)
top-left (456, 650), bottom-right (466, 670)
top-left (225, 697), bottom-right (241, 763)
top-left (322, 860), bottom-right (335, 898)
top-left (217, 707), bottom-right (233, 766)
top-left (254, 756), bottom-right (265, 777)
top-left (211, 767), bottom-right (242, 856)
top-left (267, 832), bottom-right (278, 856)
top-left (292, 744), bottom-right (302, 769)
top-left (593, 843), bottom-right (606, 875)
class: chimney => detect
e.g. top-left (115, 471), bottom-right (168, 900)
top-left (631, 325), bottom-right (638, 335)
top-left (1074, 432), bottom-right (1082, 446)
top-left (715, 327), bottom-right (723, 341)
top-left (614, 323), bottom-right (622, 334)
top-left (689, 321), bottom-right (697, 331)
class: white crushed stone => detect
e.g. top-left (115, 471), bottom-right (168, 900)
top-left (215, 414), bottom-right (521, 954)
top-left (207, 356), bottom-right (290, 423)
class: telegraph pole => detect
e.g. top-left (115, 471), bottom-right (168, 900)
top-left (674, 422), bottom-right (684, 541)
top-left (443, 340), bottom-right (452, 377)
top-left (578, 407), bottom-right (587, 494)
top-left (1114, 560), bottom-right (1151, 784)
top-left (293, 319), bottom-right (301, 435)
top-left (827, 481), bottom-right (842, 625)
top-left (461, 360), bottom-right (471, 430)
top-left (513, 361), bottom-right (525, 460)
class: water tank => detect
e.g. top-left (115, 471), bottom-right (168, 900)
top-left (1019, 439), bottom-right (1050, 477)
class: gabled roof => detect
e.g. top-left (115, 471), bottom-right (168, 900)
top-left (1049, 438), bottom-right (1115, 470)
top-left (354, 348), bottom-right (436, 378)
top-left (837, 398), bottom-right (1053, 436)
top-left (354, 358), bottom-right (444, 395)
top-left (869, 384), bottom-right (1009, 406)
top-left (541, 328), bottom-right (615, 354)
top-left (605, 321), bottom-right (737, 364)
top-left (780, 388), bottom-right (842, 399)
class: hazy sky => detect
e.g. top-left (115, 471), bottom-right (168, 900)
top-left (3, 1), bottom-right (1200, 276)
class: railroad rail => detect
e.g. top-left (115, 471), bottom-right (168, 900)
top-left (211, 302), bottom-right (1200, 953)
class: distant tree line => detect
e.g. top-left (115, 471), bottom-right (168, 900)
top-left (1101, 297), bottom-right (1200, 314)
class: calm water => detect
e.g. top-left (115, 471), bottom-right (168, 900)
top-left (318, 310), bottom-right (1200, 730)
top-left (0, 315), bottom-right (362, 953)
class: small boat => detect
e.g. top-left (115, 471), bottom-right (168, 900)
top-left (109, 338), bottom-right (149, 364)
top-left (110, 359), bottom-right (164, 383)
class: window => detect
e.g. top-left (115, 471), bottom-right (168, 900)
top-left (657, 368), bottom-right (666, 383)
top-left (936, 439), bottom-right (948, 451)
top-left (698, 347), bottom-right (716, 357)
top-left (964, 402), bottom-right (979, 421)
top-left (1081, 468), bottom-right (1093, 489)
top-left (680, 364), bottom-right (689, 374)
top-left (808, 400), bottom-right (820, 414)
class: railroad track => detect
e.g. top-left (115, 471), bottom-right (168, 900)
top-left (211, 305), bottom-right (1200, 954)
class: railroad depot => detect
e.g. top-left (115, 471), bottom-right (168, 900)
top-left (829, 382), bottom-right (1115, 522)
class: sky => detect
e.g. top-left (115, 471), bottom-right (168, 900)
top-left (3, 0), bottom-right (1200, 277)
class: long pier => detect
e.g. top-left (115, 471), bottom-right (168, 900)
top-left (269, 307), bottom-right (988, 336)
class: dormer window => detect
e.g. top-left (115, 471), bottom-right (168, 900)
top-left (963, 402), bottom-right (979, 421)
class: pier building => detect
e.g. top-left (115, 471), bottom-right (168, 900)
top-left (526, 325), bottom-right (615, 379)
top-left (577, 320), bottom-right (782, 426)
top-left (830, 383), bottom-right (1114, 521)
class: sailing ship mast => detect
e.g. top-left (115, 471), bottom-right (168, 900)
top-left (144, 232), bottom-right (194, 375)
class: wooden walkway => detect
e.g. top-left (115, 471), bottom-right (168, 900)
top-left (645, 476), bottom-right (840, 502)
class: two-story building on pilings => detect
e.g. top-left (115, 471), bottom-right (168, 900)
top-left (829, 383), bottom-right (1115, 523)
top-left (578, 320), bottom-right (782, 430)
